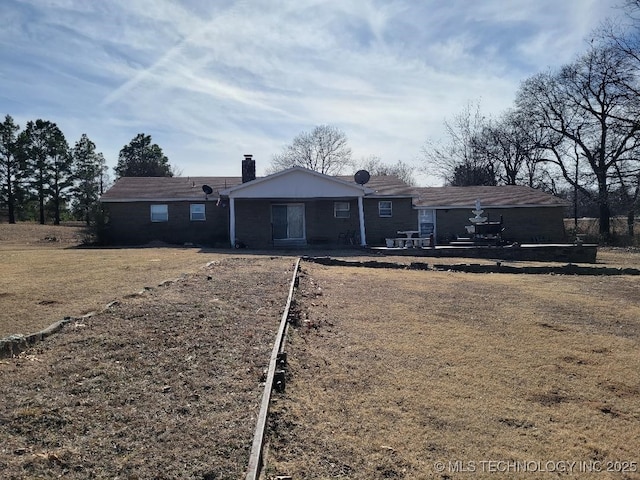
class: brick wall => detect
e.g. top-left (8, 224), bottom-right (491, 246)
top-left (435, 206), bottom-right (567, 243)
top-left (363, 198), bottom-right (417, 246)
top-left (234, 200), bottom-right (272, 248)
top-left (305, 199), bottom-right (360, 245)
top-left (104, 199), bottom-right (567, 247)
top-left (103, 201), bottom-right (229, 245)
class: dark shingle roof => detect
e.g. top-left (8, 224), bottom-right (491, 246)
top-left (337, 174), bottom-right (412, 193)
top-left (411, 185), bottom-right (568, 208)
top-left (341, 176), bottom-right (566, 208)
top-left (101, 174), bottom-right (407, 202)
top-left (100, 176), bottom-right (242, 202)
top-left (100, 175), bottom-right (566, 208)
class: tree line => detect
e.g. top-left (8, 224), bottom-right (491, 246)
top-left (422, 1), bottom-right (640, 240)
top-left (0, 117), bottom-right (173, 225)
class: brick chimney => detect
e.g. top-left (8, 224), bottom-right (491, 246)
top-left (242, 154), bottom-right (256, 183)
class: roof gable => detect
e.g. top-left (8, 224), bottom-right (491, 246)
top-left (220, 166), bottom-right (372, 198)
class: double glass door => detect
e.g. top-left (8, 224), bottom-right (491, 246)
top-left (272, 204), bottom-right (305, 240)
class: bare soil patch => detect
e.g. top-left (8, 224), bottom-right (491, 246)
top-left (0, 256), bottom-right (296, 479)
top-left (265, 260), bottom-right (640, 479)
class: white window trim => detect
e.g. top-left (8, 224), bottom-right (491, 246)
top-left (190, 203), bottom-right (206, 221)
top-left (334, 201), bottom-right (350, 218)
top-left (378, 200), bottom-right (392, 218)
top-left (150, 204), bottom-right (168, 222)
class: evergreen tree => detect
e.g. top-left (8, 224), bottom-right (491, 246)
top-left (71, 134), bottom-right (107, 224)
top-left (19, 119), bottom-right (71, 225)
top-left (0, 115), bottom-right (22, 223)
top-left (115, 133), bottom-right (173, 177)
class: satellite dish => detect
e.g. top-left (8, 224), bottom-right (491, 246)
top-left (202, 185), bottom-right (213, 195)
top-left (354, 170), bottom-right (371, 185)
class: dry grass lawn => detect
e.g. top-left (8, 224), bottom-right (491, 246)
top-left (2, 222), bottom-right (637, 339)
top-left (266, 260), bottom-right (640, 479)
top-left (0, 223), bottom-right (243, 337)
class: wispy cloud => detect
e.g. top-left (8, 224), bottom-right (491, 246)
top-left (0, 0), bottom-right (621, 185)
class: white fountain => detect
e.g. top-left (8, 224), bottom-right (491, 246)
top-left (465, 199), bottom-right (487, 234)
top-left (470, 199), bottom-right (487, 223)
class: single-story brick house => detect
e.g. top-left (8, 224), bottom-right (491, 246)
top-left (99, 156), bottom-right (568, 247)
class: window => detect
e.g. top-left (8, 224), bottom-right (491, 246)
top-left (334, 201), bottom-right (350, 218)
top-left (190, 203), bottom-right (206, 221)
top-left (150, 204), bottom-right (168, 222)
top-left (378, 201), bottom-right (392, 217)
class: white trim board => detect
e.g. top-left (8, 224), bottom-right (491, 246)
top-left (221, 167), bottom-right (372, 199)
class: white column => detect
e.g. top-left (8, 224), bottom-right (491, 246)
top-left (229, 197), bottom-right (236, 248)
top-left (358, 196), bottom-right (366, 246)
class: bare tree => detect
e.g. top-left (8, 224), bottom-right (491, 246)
top-left (611, 156), bottom-right (640, 236)
top-left (596, 0), bottom-right (640, 234)
top-left (599, 0), bottom-right (640, 74)
top-left (473, 109), bottom-right (547, 187)
top-left (421, 101), bottom-right (496, 185)
top-left (516, 46), bottom-right (640, 240)
top-left (356, 156), bottom-right (417, 186)
top-left (269, 125), bottom-right (353, 175)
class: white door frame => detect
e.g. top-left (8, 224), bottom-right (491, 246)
top-left (418, 209), bottom-right (436, 242)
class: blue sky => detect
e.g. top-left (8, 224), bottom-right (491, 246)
top-left (0, 0), bottom-right (622, 185)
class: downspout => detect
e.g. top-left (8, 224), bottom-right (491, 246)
top-left (358, 195), bottom-right (366, 246)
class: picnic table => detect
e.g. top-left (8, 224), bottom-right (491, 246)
top-left (384, 231), bottom-right (434, 248)
top-left (396, 230), bottom-right (420, 247)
